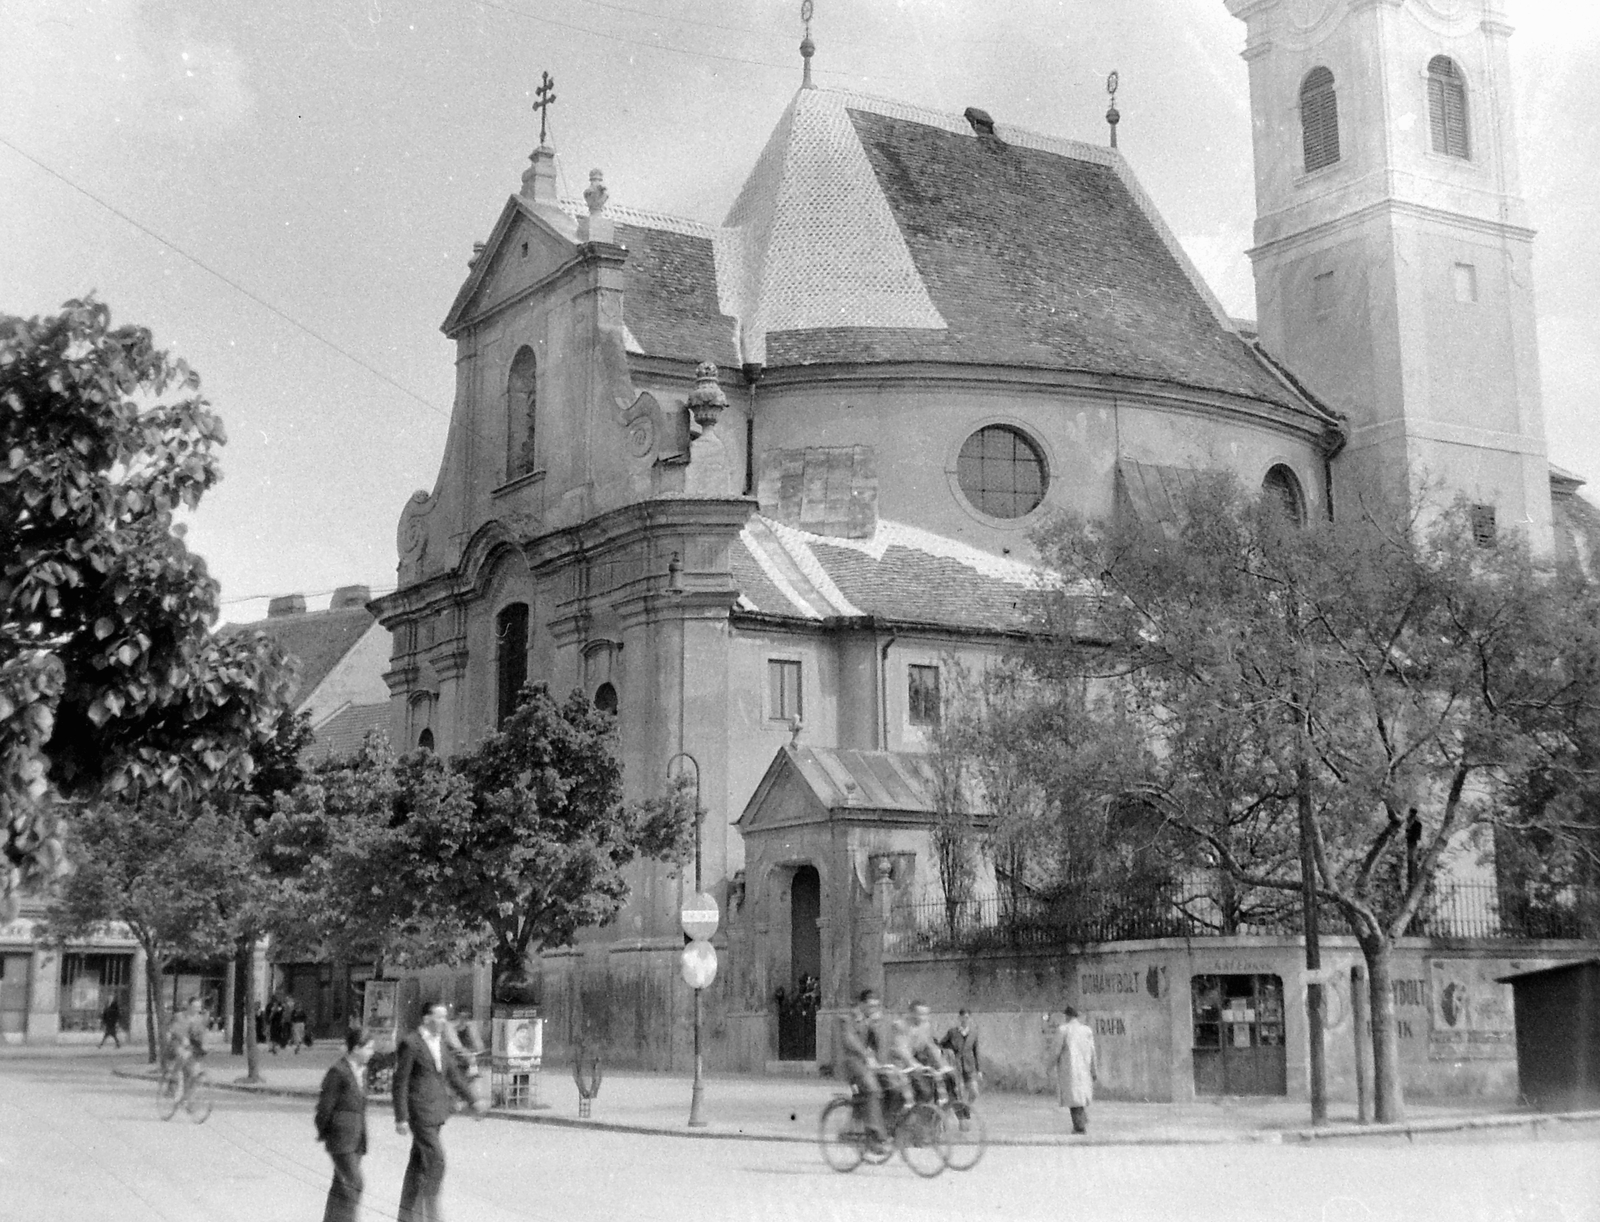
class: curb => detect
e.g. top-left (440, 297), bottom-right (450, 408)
top-left (110, 1068), bottom-right (1600, 1148)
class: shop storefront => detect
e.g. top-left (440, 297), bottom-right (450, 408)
top-left (0, 915), bottom-right (147, 1044)
top-left (58, 952), bottom-right (135, 1034)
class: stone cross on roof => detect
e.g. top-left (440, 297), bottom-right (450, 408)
top-left (534, 70), bottom-right (557, 148)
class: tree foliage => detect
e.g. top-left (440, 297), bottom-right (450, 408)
top-left (1012, 475), bottom-right (1600, 1121)
top-left (1, 301), bottom-right (294, 915)
top-left (265, 684), bottom-right (696, 990)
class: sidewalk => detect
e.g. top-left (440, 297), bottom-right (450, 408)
top-left (99, 1046), bottom-right (1600, 1147)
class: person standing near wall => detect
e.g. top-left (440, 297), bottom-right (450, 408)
top-left (940, 1008), bottom-right (981, 1102)
top-left (1050, 1006), bottom-right (1097, 1134)
top-left (315, 1027), bottom-right (375, 1222)
top-left (98, 997), bottom-right (122, 1048)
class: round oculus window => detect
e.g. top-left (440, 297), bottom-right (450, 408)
top-left (957, 425), bottom-right (1048, 519)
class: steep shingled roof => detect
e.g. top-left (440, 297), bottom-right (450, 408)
top-left (305, 702), bottom-right (391, 764)
top-left (609, 218), bottom-right (738, 366)
top-left (220, 605), bottom-right (375, 710)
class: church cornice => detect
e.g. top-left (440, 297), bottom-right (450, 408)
top-left (1251, 194), bottom-right (1537, 261)
top-left (754, 360), bottom-right (1338, 441)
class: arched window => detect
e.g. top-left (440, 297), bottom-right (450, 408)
top-left (417, 728), bottom-right (435, 752)
top-left (1428, 56), bottom-right (1470, 159)
top-left (593, 682), bottom-right (618, 715)
top-left (957, 425), bottom-right (1048, 519)
top-left (495, 602), bottom-right (529, 727)
top-left (506, 347), bottom-right (538, 480)
top-left (1300, 68), bottom-right (1340, 173)
top-left (1263, 464), bottom-right (1306, 525)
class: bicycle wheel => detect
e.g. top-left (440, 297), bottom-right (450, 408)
top-left (818, 1096), bottom-right (865, 1174)
top-left (894, 1102), bottom-right (949, 1179)
top-left (185, 1075), bottom-right (214, 1124)
top-left (944, 1101), bottom-right (987, 1171)
top-left (155, 1070), bottom-right (182, 1121)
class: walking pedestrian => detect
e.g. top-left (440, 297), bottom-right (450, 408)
top-left (1050, 1006), bottom-right (1097, 1134)
top-left (291, 999), bottom-right (309, 1054)
top-left (939, 1007), bottom-right (981, 1102)
top-left (393, 1001), bottom-right (484, 1222)
top-left (98, 997), bottom-right (122, 1048)
top-left (267, 996), bottom-right (289, 1054)
top-left (315, 1027), bottom-right (376, 1222)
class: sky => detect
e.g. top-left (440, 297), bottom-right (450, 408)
top-left (3, 0), bottom-right (1597, 625)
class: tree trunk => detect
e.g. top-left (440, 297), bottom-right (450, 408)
top-left (144, 949), bottom-right (164, 1066)
top-left (1361, 935), bottom-right (1405, 1123)
top-left (242, 939), bottom-right (262, 1083)
top-left (230, 939), bottom-right (247, 1055)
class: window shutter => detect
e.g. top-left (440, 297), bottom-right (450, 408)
top-left (1428, 57), bottom-right (1470, 159)
top-left (1300, 69), bottom-right (1340, 173)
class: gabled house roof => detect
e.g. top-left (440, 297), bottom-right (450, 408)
top-left (222, 604), bottom-right (377, 711)
top-left (738, 744), bottom-right (953, 832)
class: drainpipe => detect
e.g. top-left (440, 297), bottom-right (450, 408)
top-left (741, 363), bottom-right (763, 496)
top-left (878, 629), bottom-right (897, 751)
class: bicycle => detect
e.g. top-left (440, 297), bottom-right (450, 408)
top-left (154, 1058), bottom-right (214, 1123)
top-left (939, 1089), bottom-right (987, 1171)
top-left (818, 1066), bottom-right (951, 1178)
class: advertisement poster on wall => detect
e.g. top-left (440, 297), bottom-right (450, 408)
top-left (1427, 959), bottom-right (1515, 1060)
top-left (363, 980), bottom-right (399, 1053)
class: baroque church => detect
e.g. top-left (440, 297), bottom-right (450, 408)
top-left (370, 0), bottom-right (1597, 1101)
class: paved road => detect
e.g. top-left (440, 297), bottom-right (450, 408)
top-left (3, 1054), bottom-right (1598, 1222)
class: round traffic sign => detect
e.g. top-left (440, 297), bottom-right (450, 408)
top-left (681, 891), bottom-right (719, 940)
top-left (681, 940), bottom-right (718, 990)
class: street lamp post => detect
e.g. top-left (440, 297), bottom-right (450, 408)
top-left (669, 751), bottom-right (709, 1128)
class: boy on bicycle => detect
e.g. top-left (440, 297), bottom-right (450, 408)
top-left (165, 996), bottom-right (209, 1103)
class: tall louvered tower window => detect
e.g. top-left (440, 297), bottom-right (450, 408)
top-left (1300, 67), bottom-right (1340, 172)
top-left (1428, 56), bottom-right (1470, 159)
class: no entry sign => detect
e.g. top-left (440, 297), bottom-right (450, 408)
top-left (681, 891), bottom-right (719, 940)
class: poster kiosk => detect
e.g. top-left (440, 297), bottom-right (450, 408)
top-left (491, 1006), bottom-right (546, 1109)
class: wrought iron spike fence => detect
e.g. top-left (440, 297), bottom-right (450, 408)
top-left (886, 881), bottom-right (1600, 956)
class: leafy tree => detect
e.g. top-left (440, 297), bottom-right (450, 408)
top-left (264, 685), bottom-right (696, 997)
top-left (43, 797), bottom-right (256, 1062)
top-left (1020, 476), bottom-right (1600, 1122)
top-left (1, 300), bottom-right (294, 916)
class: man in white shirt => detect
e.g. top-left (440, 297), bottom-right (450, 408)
top-left (392, 1003), bottom-right (484, 1222)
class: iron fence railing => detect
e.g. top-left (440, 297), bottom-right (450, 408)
top-left (886, 880), bottom-right (1600, 955)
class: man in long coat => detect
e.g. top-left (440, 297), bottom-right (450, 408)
top-left (1051, 1006), bottom-right (1097, 1134)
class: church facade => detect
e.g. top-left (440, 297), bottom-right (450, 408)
top-left (371, 0), bottom-right (1596, 1096)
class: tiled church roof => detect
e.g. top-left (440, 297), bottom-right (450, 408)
top-left (575, 89), bottom-right (1323, 419)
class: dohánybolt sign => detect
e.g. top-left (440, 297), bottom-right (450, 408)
top-left (681, 891), bottom-right (718, 989)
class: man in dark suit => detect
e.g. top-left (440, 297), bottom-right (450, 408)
top-left (393, 1002), bottom-right (483, 1222)
top-left (940, 1008), bottom-right (982, 1102)
top-left (315, 1027), bottom-right (376, 1222)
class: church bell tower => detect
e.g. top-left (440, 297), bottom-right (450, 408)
top-left (1226, 0), bottom-right (1552, 549)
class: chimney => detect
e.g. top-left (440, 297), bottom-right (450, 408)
top-left (963, 107), bottom-right (996, 136)
top-left (330, 584), bottom-right (372, 610)
top-left (267, 594), bottom-right (306, 618)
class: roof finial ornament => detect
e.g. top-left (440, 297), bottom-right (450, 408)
top-left (1106, 70), bottom-right (1121, 149)
top-left (800, 0), bottom-right (816, 90)
top-left (534, 70), bottom-right (557, 148)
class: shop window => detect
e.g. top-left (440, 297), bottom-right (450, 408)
top-left (496, 602), bottom-right (529, 727)
top-left (1300, 67), bottom-right (1341, 172)
top-left (59, 953), bottom-right (133, 1033)
top-left (957, 425), bottom-right (1048, 519)
top-left (768, 659), bottom-right (802, 722)
top-left (1191, 973), bottom-right (1287, 1096)
top-left (908, 664), bottom-right (941, 726)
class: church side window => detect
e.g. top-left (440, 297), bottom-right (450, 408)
top-left (1263, 465), bottom-right (1306, 525)
top-left (496, 602), bottom-right (529, 727)
top-left (1428, 57), bottom-right (1470, 160)
top-left (593, 682), bottom-right (618, 715)
top-left (908, 664), bottom-right (941, 727)
top-left (1300, 68), bottom-right (1340, 173)
top-left (768, 659), bottom-right (802, 722)
top-left (957, 425), bottom-right (1048, 519)
top-left (506, 346), bottom-right (538, 481)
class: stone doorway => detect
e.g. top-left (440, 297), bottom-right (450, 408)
top-left (777, 865), bottom-right (821, 1060)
